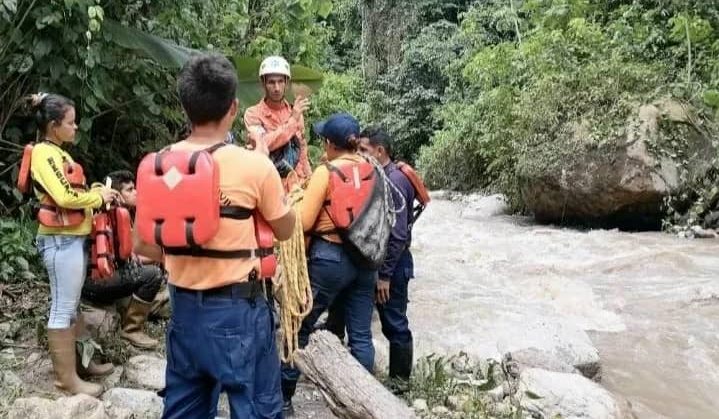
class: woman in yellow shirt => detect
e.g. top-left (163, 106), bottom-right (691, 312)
top-left (28, 93), bottom-right (119, 397)
top-left (281, 113), bottom-right (378, 413)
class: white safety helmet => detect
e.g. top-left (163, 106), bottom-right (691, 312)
top-left (259, 56), bottom-right (291, 79)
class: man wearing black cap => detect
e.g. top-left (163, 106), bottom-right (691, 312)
top-left (280, 113), bottom-right (379, 414)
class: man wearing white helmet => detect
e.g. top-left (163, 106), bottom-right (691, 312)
top-left (244, 56), bottom-right (311, 188)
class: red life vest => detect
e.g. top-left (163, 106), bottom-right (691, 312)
top-left (89, 206), bottom-right (133, 281)
top-left (111, 207), bottom-right (133, 260)
top-left (321, 156), bottom-right (393, 269)
top-left (17, 142), bottom-right (87, 228)
top-left (135, 143), bottom-right (276, 278)
top-left (90, 211), bottom-right (113, 280)
top-left (395, 161), bottom-right (431, 220)
top-left (324, 160), bottom-right (378, 229)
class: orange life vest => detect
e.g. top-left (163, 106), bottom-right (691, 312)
top-left (89, 206), bottom-right (134, 281)
top-left (17, 144), bottom-right (33, 194)
top-left (395, 161), bottom-right (431, 221)
top-left (135, 143), bottom-right (276, 278)
top-left (17, 142), bottom-right (87, 227)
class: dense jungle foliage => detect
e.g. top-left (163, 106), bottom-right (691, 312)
top-left (1, 0), bottom-right (719, 281)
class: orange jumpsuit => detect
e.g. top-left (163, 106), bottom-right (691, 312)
top-left (243, 99), bottom-right (311, 190)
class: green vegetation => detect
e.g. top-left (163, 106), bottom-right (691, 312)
top-left (3, 0), bottom-right (719, 414)
top-left (4, 0), bottom-right (718, 227)
top-left (399, 353), bottom-right (523, 418)
top-left (417, 1), bottom-right (719, 221)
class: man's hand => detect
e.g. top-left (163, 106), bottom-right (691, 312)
top-left (291, 95), bottom-right (310, 119)
top-left (246, 127), bottom-right (270, 156)
top-left (376, 279), bottom-right (390, 305)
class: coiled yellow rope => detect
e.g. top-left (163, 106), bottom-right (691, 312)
top-left (274, 185), bottom-right (313, 364)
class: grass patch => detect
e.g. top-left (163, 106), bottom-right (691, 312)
top-left (390, 353), bottom-right (524, 419)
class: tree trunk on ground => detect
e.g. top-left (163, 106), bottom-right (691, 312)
top-left (295, 330), bottom-right (417, 419)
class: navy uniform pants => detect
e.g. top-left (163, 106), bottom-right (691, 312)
top-left (161, 284), bottom-right (282, 419)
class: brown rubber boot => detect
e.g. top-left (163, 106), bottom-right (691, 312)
top-left (47, 327), bottom-right (104, 397)
top-left (121, 295), bottom-right (159, 349)
top-left (74, 313), bottom-right (114, 377)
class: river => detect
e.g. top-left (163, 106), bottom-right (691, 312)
top-left (405, 196), bottom-right (719, 418)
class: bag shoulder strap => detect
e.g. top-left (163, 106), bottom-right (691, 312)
top-left (324, 162), bottom-right (349, 182)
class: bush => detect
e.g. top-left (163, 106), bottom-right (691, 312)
top-left (307, 71), bottom-right (369, 125)
top-left (304, 71), bottom-right (369, 165)
top-left (365, 21), bottom-right (462, 163)
top-left (0, 0), bottom-right (335, 216)
top-left (0, 217), bottom-right (42, 283)
top-left (418, 0), bottom-right (718, 220)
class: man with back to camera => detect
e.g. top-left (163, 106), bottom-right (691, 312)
top-left (133, 52), bottom-right (295, 419)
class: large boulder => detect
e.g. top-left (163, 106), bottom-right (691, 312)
top-left (79, 304), bottom-right (120, 339)
top-left (460, 194), bottom-right (509, 220)
top-left (414, 316), bottom-right (601, 380)
top-left (519, 99), bottom-right (713, 227)
top-left (125, 355), bottom-right (166, 391)
top-left (518, 368), bottom-right (634, 419)
top-left (9, 395), bottom-right (109, 419)
top-left (510, 347), bottom-right (580, 375)
top-left (102, 388), bottom-right (163, 419)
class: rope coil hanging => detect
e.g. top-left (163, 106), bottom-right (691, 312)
top-left (274, 184), bottom-right (313, 364)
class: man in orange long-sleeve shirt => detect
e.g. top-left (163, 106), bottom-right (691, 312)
top-left (244, 56), bottom-right (311, 189)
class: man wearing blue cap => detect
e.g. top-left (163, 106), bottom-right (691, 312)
top-left (280, 113), bottom-right (379, 414)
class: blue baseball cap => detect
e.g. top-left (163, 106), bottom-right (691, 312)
top-left (313, 113), bottom-right (360, 149)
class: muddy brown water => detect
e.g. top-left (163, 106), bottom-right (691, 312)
top-left (406, 198), bottom-right (719, 418)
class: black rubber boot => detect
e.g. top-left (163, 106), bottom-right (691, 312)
top-left (282, 379), bottom-right (297, 416)
top-left (388, 342), bottom-right (413, 394)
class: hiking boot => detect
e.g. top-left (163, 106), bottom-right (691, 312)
top-left (281, 378), bottom-right (297, 416)
top-left (74, 313), bottom-right (114, 377)
top-left (282, 399), bottom-right (295, 416)
top-left (47, 327), bottom-right (104, 397)
top-left (121, 295), bottom-right (159, 349)
top-left (389, 342), bottom-right (413, 394)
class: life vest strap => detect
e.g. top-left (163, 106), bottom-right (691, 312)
top-left (163, 246), bottom-right (273, 259)
top-left (220, 206), bottom-right (253, 220)
top-left (151, 205), bottom-right (254, 248)
top-left (38, 203), bottom-right (84, 213)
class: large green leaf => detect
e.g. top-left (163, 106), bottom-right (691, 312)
top-left (104, 20), bottom-right (324, 107)
top-left (103, 20), bottom-right (197, 69)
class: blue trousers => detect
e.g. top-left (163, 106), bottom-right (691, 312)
top-left (161, 285), bottom-right (282, 419)
top-left (377, 250), bottom-right (414, 346)
top-left (281, 239), bottom-right (377, 392)
top-left (326, 250), bottom-right (414, 346)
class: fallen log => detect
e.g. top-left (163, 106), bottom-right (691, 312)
top-left (295, 330), bottom-right (416, 419)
